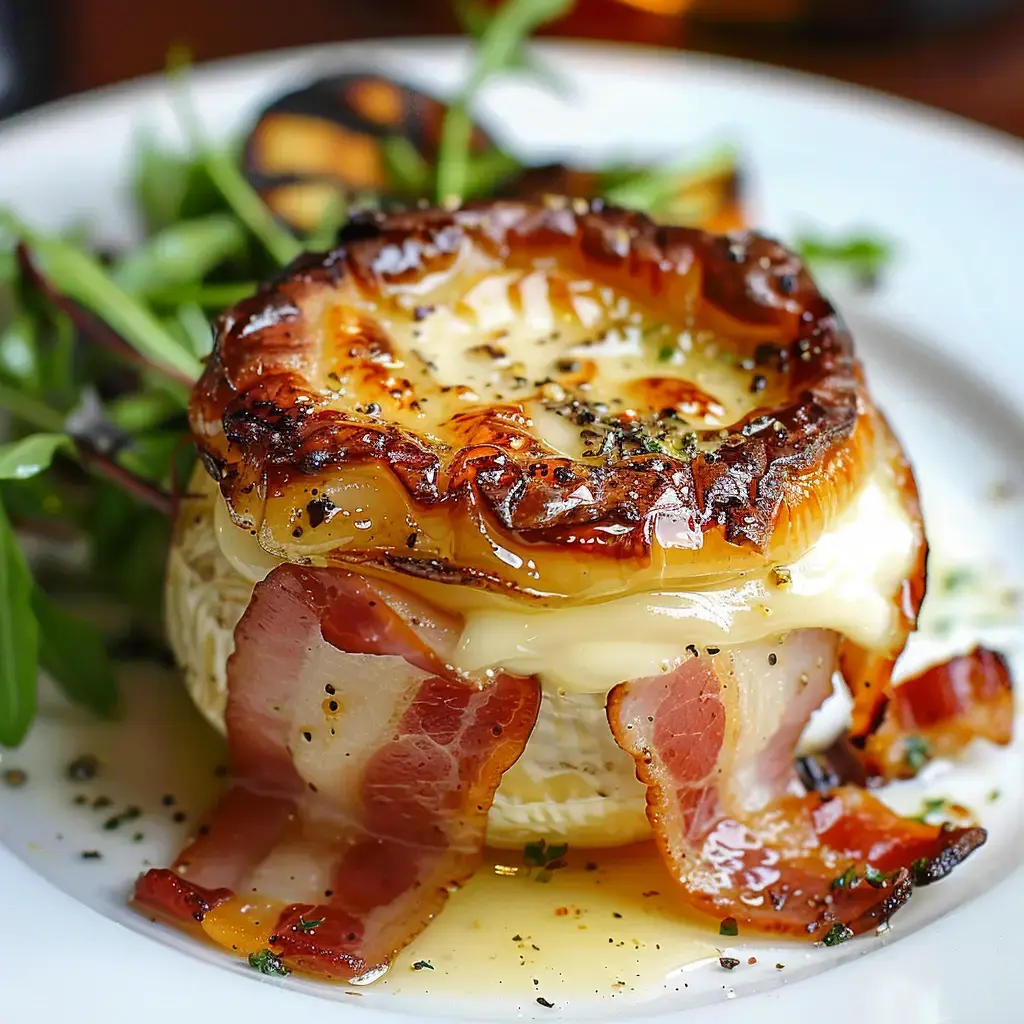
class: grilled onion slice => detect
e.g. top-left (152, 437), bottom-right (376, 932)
top-left (192, 200), bottom-right (882, 602)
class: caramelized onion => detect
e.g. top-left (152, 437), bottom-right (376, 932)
top-left (192, 201), bottom-right (882, 600)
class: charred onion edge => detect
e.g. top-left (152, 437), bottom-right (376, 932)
top-left (191, 201), bottom-right (870, 587)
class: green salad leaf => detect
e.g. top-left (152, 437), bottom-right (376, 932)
top-left (0, 496), bottom-right (38, 747)
top-left (34, 588), bottom-right (119, 718)
top-left (0, 433), bottom-right (71, 480)
top-left (436, 0), bottom-right (574, 202)
top-left (112, 213), bottom-right (247, 295)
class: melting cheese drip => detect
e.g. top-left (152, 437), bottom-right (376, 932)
top-left (214, 467), bottom-right (916, 695)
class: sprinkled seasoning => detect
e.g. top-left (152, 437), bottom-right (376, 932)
top-left (719, 917), bottom-right (738, 937)
top-left (719, 957), bottom-right (741, 970)
top-left (103, 806), bottom-right (142, 830)
top-left (2, 768), bottom-right (27, 788)
top-left (67, 754), bottom-right (99, 781)
top-left (770, 566), bottom-right (793, 588)
top-left (411, 960), bottom-right (434, 971)
top-left (537, 997), bottom-right (555, 1008)
top-left (80, 850), bottom-right (102, 860)
top-left (767, 652), bottom-right (778, 666)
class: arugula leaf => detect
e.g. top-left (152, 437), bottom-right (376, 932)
top-left (113, 214), bottom-right (247, 295)
top-left (463, 147), bottom-right (523, 200)
top-left (381, 136), bottom-right (433, 196)
top-left (436, 0), bottom-right (575, 202)
top-left (171, 303), bottom-right (214, 359)
top-left (33, 589), bottom-right (118, 718)
top-left (15, 229), bottom-right (203, 382)
top-left (0, 383), bottom-right (65, 433)
top-left (147, 280), bottom-right (258, 309)
top-left (0, 496), bottom-right (38, 747)
top-left (794, 232), bottom-right (893, 284)
top-left (0, 433), bottom-right (71, 480)
top-left (167, 66), bottom-right (301, 268)
top-left (454, 0), bottom-right (566, 92)
top-left (601, 144), bottom-right (736, 216)
top-left (107, 390), bottom-right (185, 434)
top-left (0, 312), bottom-right (40, 389)
top-left (304, 192), bottom-right (349, 253)
top-left (134, 135), bottom-right (194, 231)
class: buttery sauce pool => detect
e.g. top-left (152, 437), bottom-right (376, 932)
top-left (380, 843), bottom-right (720, 999)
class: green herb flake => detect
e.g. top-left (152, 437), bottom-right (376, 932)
top-left (863, 865), bottom-right (886, 888)
top-left (412, 960), bottom-right (434, 971)
top-left (297, 915), bottom-right (325, 933)
top-left (910, 857), bottom-right (932, 885)
top-left (987, 789), bottom-right (1001, 803)
top-left (523, 839), bottom-right (549, 868)
top-left (903, 736), bottom-right (931, 773)
top-left (247, 949), bottom-right (289, 976)
top-left (657, 344), bottom-right (676, 363)
top-left (912, 796), bottom-right (948, 822)
top-left (821, 923), bottom-right (854, 947)
top-left (830, 865), bottom-right (859, 892)
top-left (939, 567), bottom-right (975, 593)
top-left (719, 916), bottom-right (738, 937)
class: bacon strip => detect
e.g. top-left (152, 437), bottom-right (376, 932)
top-left (607, 637), bottom-right (986, 940)
top-left (846, 647), bottom-right (1014, 784)
top-left (135, 563), bottom-right (540, 980)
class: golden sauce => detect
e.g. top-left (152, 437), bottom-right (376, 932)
top-left (382, 843), bottom-right (720, 999)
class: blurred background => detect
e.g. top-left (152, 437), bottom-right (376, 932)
top-left (1, 0), bottom-right (1024, 134)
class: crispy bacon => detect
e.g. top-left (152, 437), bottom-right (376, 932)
top-left (849, 647), bottom-right (1014, 783)
top-left (135, 563), bottom-right (540, 980)
top-left (607, 637), bottom-right (986, 940)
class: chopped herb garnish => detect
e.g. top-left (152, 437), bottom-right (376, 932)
top-left (657, 344), bottom-right (676, 362)
top-left (910, 857), bottom-right (931, 885)
top-left (912, 796), bottom-right (948, 823)
top-left (939, 567), bottom-right (975, 592)
top-left (903, 736), bottom-right (931, 773)
top-left (67, 754), bottom-right (100, 781)
top-left (988, 789), bottom-right (1001, 803)
top-left (863, 865), bottom-right (886, 888)
top-left (719, 956), bottom-right (741, 970)
top-left (522, 838), bottom-right (570, 879)
top-left (247, 948), bottom-right (289, 976)
top-left (2, 768), bottom-right (27, 787)
top-left (719, 916), bottom-right (738, 937)
top-left (537, 997), bottom-right (555, 1008)
top-left (296, 915), bottom-right (325, 933)
top-left (770, 566), bottom-right (793, 588)
top-left (830, 865), bottom-right (859, 892)
top-left (523, 839), bottom-right (549, 867)
top-left (821, 922), bottom-right (854, 947)
top-left (412, 960), bottom-right (434, 971)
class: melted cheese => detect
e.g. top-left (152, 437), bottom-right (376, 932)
top-left (214, 465), bottom-right (916, 695)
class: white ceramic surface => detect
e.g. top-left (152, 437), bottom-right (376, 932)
top-left (0, 39), bottom-right (1022, 1024)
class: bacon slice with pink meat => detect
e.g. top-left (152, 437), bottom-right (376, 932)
top-left (135, 563), bottom-right (540, 980)
top-left (606, 630), bottom-right (988, 940)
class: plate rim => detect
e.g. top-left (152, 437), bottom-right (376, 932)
top-left (1, 36), bottom-right (1022, 1024)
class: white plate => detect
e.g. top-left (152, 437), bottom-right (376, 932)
top-left (1, 39), bottom-right (1022, 1024)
